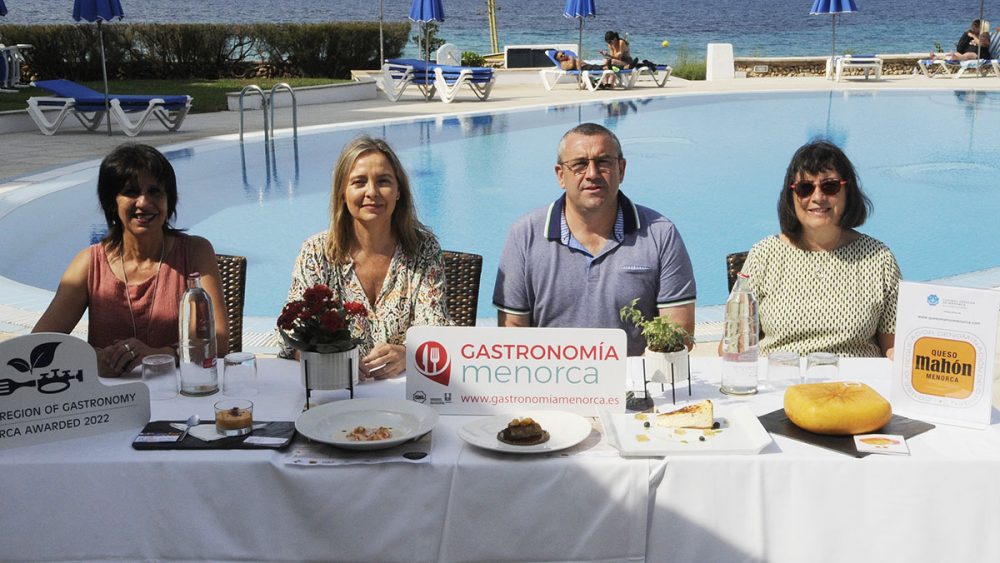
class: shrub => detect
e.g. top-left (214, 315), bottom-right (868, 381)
top-left (461, 51), bottom-right (486, 66)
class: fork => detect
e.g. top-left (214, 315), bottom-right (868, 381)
top-left (0, 378), bottom-right (37, 397)
top-left (429, 348), bottom-right (441, 373)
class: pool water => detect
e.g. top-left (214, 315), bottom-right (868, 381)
top-left (3, 90), bottom-right (1000, 319)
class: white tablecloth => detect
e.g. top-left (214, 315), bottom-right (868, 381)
top-left (646, 357), bottom-right (1000, 563)
top-left (6, 357), bottom-right (1000, 562)
top-left (3, 358), bottom-right (650, 563)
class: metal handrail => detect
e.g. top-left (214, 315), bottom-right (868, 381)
top-left (238, 85), bottom-right (269, 144)
top-left (268, 82), bottom-right (298, 139)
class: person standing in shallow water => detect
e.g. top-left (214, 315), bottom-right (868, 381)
top-left (736, 140), bottom-right (900, 359)
top-left (34, 143), bottom-right (229, 376)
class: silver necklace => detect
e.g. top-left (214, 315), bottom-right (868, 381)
top-left (120, 238), bottom-right (165, 341)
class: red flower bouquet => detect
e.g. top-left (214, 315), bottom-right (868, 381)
top-left (277, 284), bottom-right (368, 353)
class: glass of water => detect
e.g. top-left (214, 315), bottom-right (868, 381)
top-left (805, 352), bottom-right (839, 383)
top-left (223, 352), bottom-right (258, 397)
top-left (142, 354), bottom-right (178, 401)
top-left (766, 351), bottom-right (801, 388)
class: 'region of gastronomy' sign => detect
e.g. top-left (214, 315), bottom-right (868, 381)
top-left (0, 333), bottom-right (149, 449)
top-left (405, 326), bottom-right (627, 415)
top-left (891, 281), bottom-right (1000, 429)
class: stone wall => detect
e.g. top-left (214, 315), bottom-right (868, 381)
top-left (735, 55), bottom-right (925, 78)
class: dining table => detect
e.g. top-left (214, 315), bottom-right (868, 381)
top-left (4, 356), bottom-right (1000, 562)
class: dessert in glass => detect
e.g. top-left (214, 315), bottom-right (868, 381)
top-left (214, 399), bottom-right (253, 436)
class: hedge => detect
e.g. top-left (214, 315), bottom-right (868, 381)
top-left (0, 22), bottom-right (411, 81)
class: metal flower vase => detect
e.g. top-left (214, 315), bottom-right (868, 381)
top-left (300, 347), bottom-right (359, 400)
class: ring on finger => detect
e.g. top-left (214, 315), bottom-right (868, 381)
top-left (129, 349), bottom-right (136, 359)
top-left (123, 343), bottom-right (132, 352)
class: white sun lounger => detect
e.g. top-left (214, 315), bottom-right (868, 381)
top-left (826, 55), bottom-right (883, 82)
top-left (27, 79), bottom-right (192, 136)
top-left (380, 59), bottom-right (495, 103)
top-left (538, 49), bottom-right (632, 91)
top-left (917, 31), bottom-right (1000, 79)
top-left (631, 64), bottom-right (673, 87)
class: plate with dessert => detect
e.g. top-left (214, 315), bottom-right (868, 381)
top-left (295, 398), bottom-right (439, 450)
top-left (599, 399), bottom-right (772, 457)
top-left (458, 411), bottom-right (593, 454)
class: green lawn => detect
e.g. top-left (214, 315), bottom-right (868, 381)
top-left (0, 78), bottom-right (349, 113)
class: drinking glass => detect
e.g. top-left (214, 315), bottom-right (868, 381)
top-left (805, 352), bottom-right (839, 383)
top-left (766, 351), bottom-right (801, 388)
top-left (214, 399), bottom-right (254, 436)
top-left (223, 352), bottom-right (258, 397)
top-left (142, 354), bottom-right (178, 401)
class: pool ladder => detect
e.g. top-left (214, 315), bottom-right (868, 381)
top-left (238, 83), bottom-right (299, 142)
top-left (238, 83), bottom-right (300, 193)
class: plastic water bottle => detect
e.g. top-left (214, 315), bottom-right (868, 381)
top-left (178, 272), bottom-right (219, 396)
top-left (721, 272), bottom-right (759, 395)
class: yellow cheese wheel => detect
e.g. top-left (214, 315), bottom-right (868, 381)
top-left (784, 382), bottom-right (892, 435)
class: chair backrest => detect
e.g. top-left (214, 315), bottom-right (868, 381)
top-left (216, 254), bottom-right (247, 353)
top-left (437, 43), bottom-right (461, 66)
top-left (443, 250), bottom-right (483, 327)
top-left (726, 251), bottom-right (749, 293)
top-left (990, 31), bottom-right (1000, 59)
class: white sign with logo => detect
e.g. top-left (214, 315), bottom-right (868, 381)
top-left (405, 326), bottom-right (627, 415)
top-left (0, 333), bottom-right (150, 449)
top-left (891, 281), bottom-right (1000, 429)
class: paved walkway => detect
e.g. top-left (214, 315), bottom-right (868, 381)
top-left (2, 70), bottom-right (999, 354)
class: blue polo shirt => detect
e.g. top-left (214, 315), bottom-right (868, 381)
top-left (493, 192), bottom-right (696, 356)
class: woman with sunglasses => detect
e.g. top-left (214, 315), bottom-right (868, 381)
top-left (739, 140), bottom-right (900, 358)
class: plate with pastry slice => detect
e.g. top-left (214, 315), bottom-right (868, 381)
top-left (599, 399), bottom-right (772, 457)
top-left (459, 411), bottom-right (593, 454)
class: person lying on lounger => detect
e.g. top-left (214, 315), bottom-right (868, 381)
top-left (553, 51), bottom-right (618, 89)
top-left (931, 19), bottom-right (991, 61)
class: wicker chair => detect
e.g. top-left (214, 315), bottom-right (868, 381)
top-left (443, 250), bottom-right (483, 327)
top-left (215, 254), bottom-right (247, 353)
top-left (726, 251), bottom-right (749, 292)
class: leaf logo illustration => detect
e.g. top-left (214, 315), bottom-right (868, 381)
top-left (6, 342), bottom-right (60, 374)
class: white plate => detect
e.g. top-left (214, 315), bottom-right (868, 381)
top-left (295, 398), bottom-right (439, 450)
top-left (459, 411), bottom-right (593, 454)
top-left (599, 404), bottom-right (772, 457)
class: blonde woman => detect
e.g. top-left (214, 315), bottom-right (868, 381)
top-left (280, 136), bottom-right (449, 378)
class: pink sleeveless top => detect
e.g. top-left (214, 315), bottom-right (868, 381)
top-left (87, 234), bottom-right (190, 349)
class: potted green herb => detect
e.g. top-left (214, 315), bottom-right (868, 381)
top-left (620, 298), bottom-right (690, 383)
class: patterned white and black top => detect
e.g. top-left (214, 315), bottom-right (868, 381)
top-left (741, 233), bottom-right (901, 358)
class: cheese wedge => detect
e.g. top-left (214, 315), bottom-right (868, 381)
top-left (655, 399), bottom-right (714, 429)
top-left (784, 381), bottom-right (892, 435)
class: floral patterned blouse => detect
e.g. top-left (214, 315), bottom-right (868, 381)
top-left (280, 231), bottom-right (450, 358)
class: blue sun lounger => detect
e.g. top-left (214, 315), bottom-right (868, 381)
top-left (26, 79), bottom-right (193, 136)
top-left (381, 58), bottom-right (495, 103)
top-left (538, 50), bottom-right (632, 91)
top-left (918, 31), bottom-right (1000, 78)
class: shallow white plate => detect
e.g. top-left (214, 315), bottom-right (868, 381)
top-left (459, 411), bottom-right (593, 454)
top-left (599, 404), bottom-right (772, 457)
top-left (295, 398), bottom-right (439, 450)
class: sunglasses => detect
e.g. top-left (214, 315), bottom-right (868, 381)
top-left (789, 178), bottom-right (847, 198)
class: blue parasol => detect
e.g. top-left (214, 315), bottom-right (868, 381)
top-left (0, 1), bottom-right (7, 17)
top-left (72, 0), bottom-right (125, 135)
top-left (810, 0), bottom-right (858, 65)
top-left (564, 0), bottom-right (596, 89)
top-left (409, 0), bottom-right (445, 64)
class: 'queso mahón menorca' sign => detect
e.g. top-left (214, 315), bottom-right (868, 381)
top-left (0, 333), bottom-right (149, 450)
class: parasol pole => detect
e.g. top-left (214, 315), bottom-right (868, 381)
top-left (98, 20), bottom-right (111, 136)
top-left (578, 18), bottom-right (584, 89)
top-left (379, 0), bottom-right (384, 66)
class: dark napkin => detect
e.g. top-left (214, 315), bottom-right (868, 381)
top-left (758, 409), bottom-right (935, 458)
top-left (132, 420), bottom-right (295, 450)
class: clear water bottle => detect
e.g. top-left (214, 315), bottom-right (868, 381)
top-left (721, 272), bottom-right (759, 395)
top-left (178, 272), bottom-right (219, 396)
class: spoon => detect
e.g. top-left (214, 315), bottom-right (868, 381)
top-left (178, 414), bottom-right (200, 442)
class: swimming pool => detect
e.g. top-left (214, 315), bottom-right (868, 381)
top-left (2, 89), bottom-right (1000, 322)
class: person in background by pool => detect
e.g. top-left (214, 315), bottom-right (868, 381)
top-left (280, 136), bottom-right (449, 379)
top-left (33, 143), bottom-right (229, 376)
top-left (602, 31), bottom-right (635, 69)
top-left (932, 19), bottom-right (991, 61)
top-left (737, 140), bottom-right (900, 359)
top-left (493, 122), bottom-right (696, 356)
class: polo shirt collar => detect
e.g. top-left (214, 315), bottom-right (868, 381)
top-left (544, 191), bottom-right (640, 241)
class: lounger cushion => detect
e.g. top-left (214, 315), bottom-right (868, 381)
top-left (33, 79), bottom-right (190, 110)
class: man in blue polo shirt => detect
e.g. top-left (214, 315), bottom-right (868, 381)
top-left (493, 122), bottom-right (696, 356)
